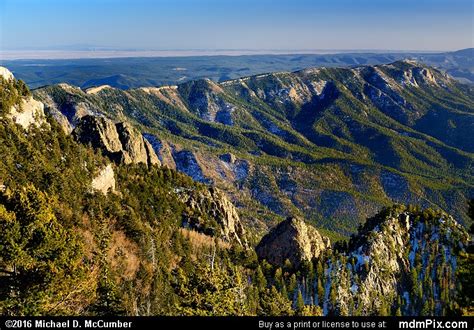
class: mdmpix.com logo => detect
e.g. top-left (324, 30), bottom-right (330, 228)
top-left (399, 319), bottom-right (469, 329)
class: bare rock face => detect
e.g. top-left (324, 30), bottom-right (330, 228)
top-left (142, 133), bottom-right (176, 169)
top-left (0, 67), bottom-right (48, 130)
top-left (91, 164), bottom-right (116, 194)
top-left (8, 96), bottom-right (48, 129)
top-left (177, 187), bottom-right (247, 247)
top-left (73, 115), bottom-right (160, 167)
top-left (0, 67), bottom-right (14, 81)
top-left (324, 208), bottom-right (470, 316)
top-left (115, 122), bottom-right (160, 165)
top-left (256, 217), bottom-right (331, 268)
top-left (333, 214), bottom-right (411, 315)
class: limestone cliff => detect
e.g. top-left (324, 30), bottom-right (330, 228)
top-left (322, 207), bottom-right (470, 316)
top-left (0, 67), bottom-right (48, 129)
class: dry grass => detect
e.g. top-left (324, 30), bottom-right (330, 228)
top-left (179, 228), bottom-right (231, 250)
top-left (107, 230), bottom-right (140, 281)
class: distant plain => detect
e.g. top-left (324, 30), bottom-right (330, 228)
top-left (2, 48), bottom-right (472, 90)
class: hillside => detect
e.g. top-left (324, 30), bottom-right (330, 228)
top-left (257, 205), bottom-right (472, 316)
top-left (0, 66), bottom-right (473, 316)
top-left (33, 61), bottom-right (474, 241)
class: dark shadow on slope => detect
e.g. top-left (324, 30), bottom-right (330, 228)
top-left (290, 81), bottom-right (342, 149)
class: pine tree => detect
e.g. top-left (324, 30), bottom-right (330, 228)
top-left (0, 185), bottom-right (88, 315)
top-left (274, 267), bottom-right (284, 291)
top-left (317, 278), bottom-right (324, 306)
top-left (288, 274), bottom-right (297, 299)
top-left (396, 307), bottom-right (402, 316)
top-left (296, 289), bottom-right (305, 314)
top-left (329, 282), bottom-right (337, 313)
top-left (254, 265), bottom-right (267, 290)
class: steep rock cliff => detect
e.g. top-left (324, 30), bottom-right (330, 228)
top-left (177, 187), bottom-right (247, 247)
top-left (73, 115), bottom-right (160, 166)
top-left (324, 207), bottom-right (470, 315)
top-left (256, 217), bottom-right (331, 268)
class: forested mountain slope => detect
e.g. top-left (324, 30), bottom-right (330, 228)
top-left (33, 61), bottom-right (474, 240)
top-left (1, 66), bottom-right (472, 316)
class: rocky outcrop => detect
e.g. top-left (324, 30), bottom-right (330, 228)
top-left (332, 213), bottom-right (412, 315)
top-left (8, 96), bottom-right (48, 129)
top-left (178, 79), bottom-right (236, 125)
top-left (177, 187), bottom-right (247, 247)
top-left (324, 207), bottom-right (470, 316)
top-left (0, 67), bottom-right (14, 81)
top-left (0, 67), bottom-right (48, 129)
top-left (73, 115), bottom-right (160, 167)
top-left (91, 164), bottom-right (116, 194)
top-left (256, 217), bottom-right (331, 268)
top-left (115, 122), bottom-right (160, 165)
top-left (142, 133), bottom-right (176, 168)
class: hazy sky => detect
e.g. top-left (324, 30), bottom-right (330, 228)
top-left (1, 0), bottom-right (473, 52)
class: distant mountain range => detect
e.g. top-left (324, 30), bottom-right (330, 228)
top-left (32, 60), bottom-right (474, 240)
top-left (1, 62), bottom-right (473, 316)
top-left (3, 48), bottom-right (473, 90)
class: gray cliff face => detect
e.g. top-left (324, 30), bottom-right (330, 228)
top-left (73, 115), bottom-right (160, 167)
top-left (8, 96), bottom-right (48, 130)
top-left (331, 214), bottom-right (412, 315)
top-left (256, 217), bottom-right (331, 268)
top-left (177, 187), bottom-right (247, 247)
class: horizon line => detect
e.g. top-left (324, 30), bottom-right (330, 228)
top-left (1, 48), bottom-right (470, 61)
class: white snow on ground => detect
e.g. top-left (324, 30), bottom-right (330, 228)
top-left (350, 284), bottom-right (359, 294)
top-left (323, 262), bottom-right (333, 316)
top-left (353, 251), bottom-right (370, 270)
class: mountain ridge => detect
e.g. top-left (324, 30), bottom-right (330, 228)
top-left (31, 60), bottom-right (474, 241)
top-left (5, 48), bottom-right (474, 90)
top-left (0, 64), bottom-right (473, 316)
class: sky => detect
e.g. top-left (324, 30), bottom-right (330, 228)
top-left (0, 0), bottom-right (473, 52)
